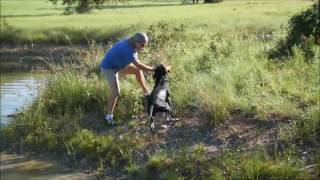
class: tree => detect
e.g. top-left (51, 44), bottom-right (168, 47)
top-left (204, 0), bottom-right (223, 3)
top-left (49, 0), bottom-right (128, 14)
top-left (193, 0), bottom-right (199, 4)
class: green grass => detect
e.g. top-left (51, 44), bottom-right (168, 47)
top-left (1, 0), bottom-right (313, 44)
top-left (128, 148), bottom-right (313, 179)
top-left (1, 0), bottom-right (319, 178)
top-left (1, 0), bottom-right (65, 17)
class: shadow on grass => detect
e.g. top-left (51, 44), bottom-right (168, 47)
top-left (101, 2), bottom-right (194, 10)
top-left (2, 1), bottom-right (198, 18)
top-left (1, 13), bottom-right (62, 18)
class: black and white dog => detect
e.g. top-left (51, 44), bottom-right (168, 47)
top-left (147, 64), bottom-right (173, 133)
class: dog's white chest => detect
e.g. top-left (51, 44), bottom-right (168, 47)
top-left (158, 90), bottom-right (166, 99)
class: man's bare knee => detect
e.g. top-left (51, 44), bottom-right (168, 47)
top-left (135, 69), bottom-right (144, 77)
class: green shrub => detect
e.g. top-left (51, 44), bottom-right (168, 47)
top-left (0, 124), bottom-right (25, 151)
top-left (269, 3), bottom-right (320, 60)
top-left (49, 0), bottom-right (130, 14)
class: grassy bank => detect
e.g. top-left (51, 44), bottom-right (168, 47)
top-left (1, 0), bottom-right (319, 179)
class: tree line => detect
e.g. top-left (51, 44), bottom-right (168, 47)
top-left (49, 0), bottom-right (223, 14)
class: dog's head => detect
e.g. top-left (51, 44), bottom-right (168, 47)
top-left (153, 64), bottom-right (168, 81)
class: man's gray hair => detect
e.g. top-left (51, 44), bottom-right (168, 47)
top-left (132, 32), bottom-right (148, 44)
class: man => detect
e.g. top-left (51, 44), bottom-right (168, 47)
top-left (100, 32), bottom-right (170, 125)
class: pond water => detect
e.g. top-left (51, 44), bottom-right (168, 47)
top-left (0, 73), bottom-right (98, 179)
top-left (0, 73), bottom-right (46, 127)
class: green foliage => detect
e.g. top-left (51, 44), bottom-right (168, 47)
top-left (0, 21), bottom-right (23, 44)
top-left (42, 71), bottom-right (107, 114)
top-left (208, 166), bottom-right (225, 180)
top-left (270, 3), bottom-right (320, 60)
top-left (204, 0), bottom-right (223, 3)
top-left (66, 129), bottom-right (142, 170)
top-left (130, 148), bottom-right (313, 179)
top-left (0, 124), bottom-right (25, 151)
top-left (237, 154), bottom-right (268, 179)
top-left (49, 0), bottom-right (129, 14)
top-left (146, 21), bottom-right (186, 52)
top-left (1, 0), bottom-right (313, 44)
top-left (296, 105), bottom-right (320, 143)
top-left (209, 151), bottom-right (312, 180)
top-left (140, 21), bottom-right (186, 68)
top-left (1, 1), bottom-right (319, 178)
top-left (113, 82), bottom-right (144, 120)
top-left (234, 154), bottom-right (310, 179)
top-left (137, 145), bottom-right (208, 179)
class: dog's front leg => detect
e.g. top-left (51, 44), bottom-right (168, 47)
top-left (166, 89), bottom-right (171, 107)
top-left (165, 89), bottom-right (173, 122)
top-left (149, 105), bottom-right (155, 133)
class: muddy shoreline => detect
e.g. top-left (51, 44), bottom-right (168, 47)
top-left (0, 152), bottom-right (99, 179)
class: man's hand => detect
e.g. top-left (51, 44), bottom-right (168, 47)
top-left (165, 65), bottom-right (172, 72)
top-left (133, 60), bottom-right (154, 72)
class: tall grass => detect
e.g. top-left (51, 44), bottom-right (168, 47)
top-left (4, 18), bottom-right (317, 150)
top-left (168, 30), bottom-right (319, 123)
top-left (129, 148), bottom-right (312, 179)
top-left (1, 0), bottom-right (319, 178)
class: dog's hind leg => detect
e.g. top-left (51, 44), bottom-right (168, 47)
top-left (150, 116), bottom-right (155, 133)
top-left (166, 112), bottom-right (173, 122)
top-left (166, 112), bottom-right (179, 121)
top-left (148, 105), bottom-right (156, 133)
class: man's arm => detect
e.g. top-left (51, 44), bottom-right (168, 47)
top-left (133, 60), bottom-right (155, 72)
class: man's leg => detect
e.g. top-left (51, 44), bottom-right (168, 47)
top-left (107, 82), bottom-right (119, 115)
top-left (101, 68), bottom-right (120, 116)
top-left (120, 63), bottom-right (150, 94)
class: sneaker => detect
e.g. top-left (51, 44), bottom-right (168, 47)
top-left (105, 114), bottom-right (115, 125)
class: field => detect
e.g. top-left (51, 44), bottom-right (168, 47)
top-left (1, 0), bottom-right (319, 179)
top-left (1, 0), bottom-right (313, 43)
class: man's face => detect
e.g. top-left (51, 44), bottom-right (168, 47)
top-left (136, 41), bottom-right (147, 51)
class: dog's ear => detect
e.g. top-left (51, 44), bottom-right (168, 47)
top-left (160, 64), bottom-right (167, 75)
top-left (153, 65), bottom-right (161, 79)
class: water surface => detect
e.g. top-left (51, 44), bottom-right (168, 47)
top-left (0, 73), bottom-right (45, 126)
